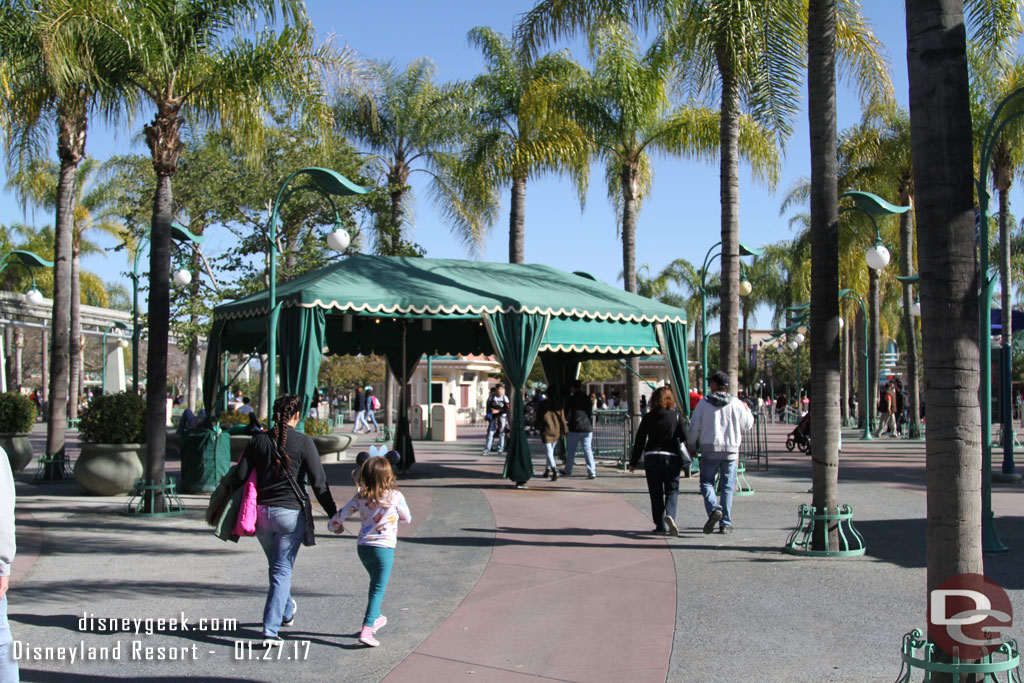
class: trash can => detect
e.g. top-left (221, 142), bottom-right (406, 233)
top-left (430, 404), bottom-right (457, 441)
top-left (409, 404), bottom-right (429, 439)
top-left (180, 426), bottom-right (231, 494)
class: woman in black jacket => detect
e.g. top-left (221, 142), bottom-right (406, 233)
top-left (236, 394), bottom-right (338, 644)
top-left (628, 387), bottom-right (689, 536)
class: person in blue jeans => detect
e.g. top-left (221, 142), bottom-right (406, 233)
top-left (1, 442), bottom-right (19, 682)
top-left (563, 380), bottom-right (596, 478)
top-left (237, 393), bottom-right (338, 644)
top-left (687, 371), bottom-right (754, 534)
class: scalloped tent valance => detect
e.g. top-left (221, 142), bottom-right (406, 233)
top-left (203, 255), bottom-right (688, 483)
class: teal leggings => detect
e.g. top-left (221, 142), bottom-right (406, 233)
top-left (357, 545), bottom-right (395, 627)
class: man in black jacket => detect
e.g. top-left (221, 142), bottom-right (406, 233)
top-left (562, 380), bottom-right (596, 478)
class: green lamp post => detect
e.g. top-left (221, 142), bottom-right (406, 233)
top-left (265, 168), bottom-right (368, 420)
top-left (838, 289), bottom-right (873, 440)
top-left (128, 223), bottom-right (205, 394)
top-left (0, 249), bottom-right (53, 303)
top-left (699, 241), bottom-right (762, 393)
top-left (974, 86), bottom-right (1024, 553)
top-left (839, 191), bottom-right (910, 434)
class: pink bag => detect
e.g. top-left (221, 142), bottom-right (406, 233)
top-left (232, 470), bottom-right (258, 536)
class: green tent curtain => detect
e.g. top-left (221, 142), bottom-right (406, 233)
top-left (202, 319), bottom-right (229, 414)
top-left (485, 312), bottom-right (550, 484)
top-left (280, 307), bottom-right (327, 431)
top-left (384, 326), bottom-right (424, 472)
top-left (656, 322), bottom-right (691, 417)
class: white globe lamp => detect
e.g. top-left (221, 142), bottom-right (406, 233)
top-left (173, 269), bottom-right (192, 286)
top-left (788, 341), bottom-right (799, 351)
top-left (739, 279), bottom-right (753, 297)
top-left (911, 301), bottom-right (921, 317)
top-left (24, 288), bottom-right (43, 306)
top-left (865, 243), bottom-right (891, 270)
top-left (327, 227), bottom-right (351, 252)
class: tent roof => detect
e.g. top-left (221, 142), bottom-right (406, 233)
top-left (214, 254), bottom-right (687, 325)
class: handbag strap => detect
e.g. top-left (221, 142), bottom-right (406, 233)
top-left (266, 433), bottom-right (309, 506)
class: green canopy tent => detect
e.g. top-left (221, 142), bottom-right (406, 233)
top-left (203, 254), bottom-right (688, 484)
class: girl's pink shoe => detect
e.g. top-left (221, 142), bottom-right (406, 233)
top-left (372, 615), bottom-right (387, 634)
top-left (359, 625), bottom-right (379, 647)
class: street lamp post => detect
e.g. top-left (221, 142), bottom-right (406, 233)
top-left (128, 224), bottom-right (205, 394)
top-left (839, 289), bottom-right (873, 440)
top-left (839, 191), bottom-right (910, 435)
top-left (699, 241), bottom-right (762, 393)
top-left (265, 168), bottom-right (367, 419)
top-left (975, 86), bottom-right (1024, 552)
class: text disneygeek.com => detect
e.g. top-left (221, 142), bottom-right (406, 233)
top-left (10, 612), bottom-right (311, 663)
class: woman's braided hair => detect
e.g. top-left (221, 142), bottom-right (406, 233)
top-left (271, 393), bottom-right (302, 473)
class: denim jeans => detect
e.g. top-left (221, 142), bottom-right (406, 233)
top-left (366, 410), bottom-right (379, 430)
top-left (353, 410), bottom-right (370, 432)
top-left (357, 545), bottom-right (395, 627)
top-left (484, 416), bottom-right (507, 452)
top-left (644, 453), bottom-right (682, 528)
top-left (0, 595), bottom-right (17, 682)
top-left (543, 441), bottom-right (558, 470)
top-left (699, 458), bottom-right (737, 528)
top-left (255, 506), bottom-right (304, 637)
top-left (565, 431), bottom-right (595, 476)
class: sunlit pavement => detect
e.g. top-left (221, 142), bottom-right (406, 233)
top-left (8, 420), bottom-right (1024, 682)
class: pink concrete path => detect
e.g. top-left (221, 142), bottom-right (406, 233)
top-left (384, 482), bottom-right (676, 683)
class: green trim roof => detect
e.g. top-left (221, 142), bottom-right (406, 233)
top-left (214, 254), bottom-right (687, 325)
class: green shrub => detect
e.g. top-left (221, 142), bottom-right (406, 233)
top-left (0, 392), bottom-right (37, 434)
top-left (79, 392), bottom-right (146, 444)
top-left (219, 411), bottom-right (250, 429)
top-left (303, 417), bottom-right (332, 436)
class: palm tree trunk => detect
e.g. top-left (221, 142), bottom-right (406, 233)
top-left (145, 172), bottom-right (174, 511)
top-left (900, 197), bottom-right (922, 438)
top-left (509, 176), bottom-right (526, 264)
top-left (621, 165), bottom-right (640, 417)
top-left (69, 252), bottom-right (82, 418)
top-left (44, 106), bottom-right (84, 478)
top-left (808, 0), bottom-right (841, 550)
top-left (869, 267), bottom-right (880, 432)
top-left (906, 1), bottom-right (983, 666)
top-left (717, 64), bottom-right (741, 392)
top-left (855, 305), bottom-right (867, 427)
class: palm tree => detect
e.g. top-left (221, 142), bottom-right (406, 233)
top-left (561, 19), bottom-right (777, 415)
top-left (464, 27), bottom-right (591, 264)
top-left (8, 156), bottom-right (126, 416)
top-left (0, 0), bottom-right (125, 476)
top-left (518, 0), bottom-right (890, 393)
top-left (335, 58), bottom-right (495, 256)
top-left (103, 0), bottom-right (343, 511)
top-left (905, 0), bottom-right (986, 638)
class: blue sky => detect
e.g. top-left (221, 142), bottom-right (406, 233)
top-left (0, 1), bottom-right (967, 334)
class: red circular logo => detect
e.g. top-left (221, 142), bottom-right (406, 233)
top-left (927, 573), bottom-right (1013, 659)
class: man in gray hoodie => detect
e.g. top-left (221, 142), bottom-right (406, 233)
top-left (0, 447), bottom-right (17, 681)
top-left (687, 371), bottom-right (754, 534)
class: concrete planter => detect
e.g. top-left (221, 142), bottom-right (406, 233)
top-left (0, 433), bottom-right (33, 473)
top-left (73, 443), bottom-right (146, 496)
top-left (310, 433), bottom-right (353, 463)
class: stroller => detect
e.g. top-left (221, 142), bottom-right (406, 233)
top-left (786, 412), bottom-right (811, 454)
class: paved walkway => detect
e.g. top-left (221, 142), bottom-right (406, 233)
top-left (8, 422), bottom-right (1024, 682)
